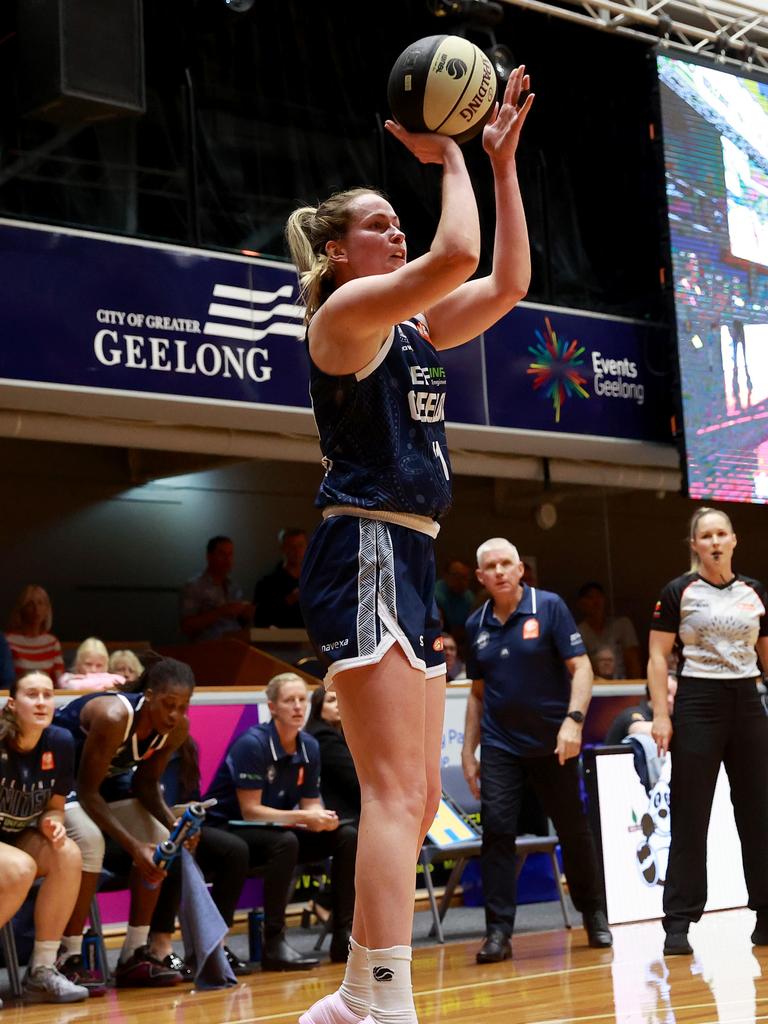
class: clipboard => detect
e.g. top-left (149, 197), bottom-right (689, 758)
top-left (425, 794), bottom-right (481, 849)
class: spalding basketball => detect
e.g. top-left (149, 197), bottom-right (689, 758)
top-left (387, 35), bottom-right (497, 144)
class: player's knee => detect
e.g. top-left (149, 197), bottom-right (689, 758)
top-left (56, 836), bottom-right (84, 873)
top-left (4, 849), bottom-right (37, 892)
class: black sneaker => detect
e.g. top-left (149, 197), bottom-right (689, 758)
top-left (56, 954), bottom-right (108, 996)
top-left (663, 931), bottom-right (693, 956)
top-left (476, 929), bottom-right (512, 964)
top-left (114, 945), bottom-right (183, 988)
top-left (161, 952), bottom-right (193, 981)
top-left (223, 945), bottom-right (256, 976)
top-left (584, 910), bottom-right (613, 949)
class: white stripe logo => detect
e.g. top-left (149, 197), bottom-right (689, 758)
top-left (203, 283), bottom-right (306, 344)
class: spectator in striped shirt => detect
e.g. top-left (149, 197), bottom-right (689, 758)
top-left (6, 586), bottom-right (64, 685)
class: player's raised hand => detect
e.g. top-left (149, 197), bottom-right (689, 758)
top-left (482, 65), bottom-right (534, 162)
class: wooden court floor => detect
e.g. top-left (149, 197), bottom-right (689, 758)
top-left (3, 908), bottom-right (767, 1024)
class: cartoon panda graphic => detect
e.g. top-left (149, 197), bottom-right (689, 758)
top-left (636, 774), bottom-right (671, 887)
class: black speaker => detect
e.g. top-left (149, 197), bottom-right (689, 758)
top-left (16, 0), bottom-right (145, 123)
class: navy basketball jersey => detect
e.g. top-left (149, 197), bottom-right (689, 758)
top-left (309, 316), bottom-right (452, 520)
top-left (54, 691), bottom-right (168, 778)
top-left (0, 725), bottom-right (75, 835)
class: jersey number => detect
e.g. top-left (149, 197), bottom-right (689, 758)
top-left (433, 440), bottom-right (449, 481)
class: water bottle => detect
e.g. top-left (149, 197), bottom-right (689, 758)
top-left (81, 928), bottom-right (101, 977)
top-left (248, 910), bottom-right (264, 963)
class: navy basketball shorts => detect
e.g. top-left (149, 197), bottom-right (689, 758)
top-left (299, 514), bottom-right (446, 688)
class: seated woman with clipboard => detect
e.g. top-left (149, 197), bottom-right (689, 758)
top-left (203, 673), bottom-right (358, 969)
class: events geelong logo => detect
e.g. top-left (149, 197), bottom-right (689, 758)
top-left (527, 317), bottom-right (589, 423)
top-left (527, 317), bottom-right (645, 422)
top-left (93, 282), bottom-right (306, 384)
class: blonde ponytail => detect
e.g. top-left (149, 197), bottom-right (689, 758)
top-left (285, 187), bottom-right (383, 325)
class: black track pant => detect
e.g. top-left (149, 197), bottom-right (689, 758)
top-left (663, 677), bottom-right (768, 933)
top-left (480, 744), bottom-right (604, 937)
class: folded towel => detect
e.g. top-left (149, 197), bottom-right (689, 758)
top-left (179, 848), bottom-right (237, 989)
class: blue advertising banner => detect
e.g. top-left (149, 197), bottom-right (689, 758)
top-left (0, 220), bottom-right (311, 410)
top-left (481, 306), bottom-right (672, 442)
top-left (0, 220), bottom-right (673, 446)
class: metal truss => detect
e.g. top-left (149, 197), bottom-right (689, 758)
top-left (500, 0), bottom-right (768, 73)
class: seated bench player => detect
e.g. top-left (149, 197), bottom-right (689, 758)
top-left (203, 672), bottom-right (357, 969)
top-left (53, 657), bottom-right (195, 987)
top-left (0, 672), bottom-right (89, 1004)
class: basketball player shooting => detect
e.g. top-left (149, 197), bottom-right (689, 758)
top-left (285, 63), bottom-right (533, 1024)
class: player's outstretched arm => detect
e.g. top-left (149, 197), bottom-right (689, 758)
top-left (426, 65), bottom-right (535, 350)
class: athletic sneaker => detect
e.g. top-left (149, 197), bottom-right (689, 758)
top-left (56, 953), bottom-right (108, 996)
top-left (114, 945), bottom-right (183, 987)
top-left (23, 965), bottom-right (89, 1003)
top-left (299, 990), bottom-right (372, 1024)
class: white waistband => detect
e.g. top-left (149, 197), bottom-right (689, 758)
top-left (322, 505), bottom-right (440, 539)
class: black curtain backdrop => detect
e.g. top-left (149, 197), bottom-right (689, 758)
top-left (0, 0), bottom-right (668, 322)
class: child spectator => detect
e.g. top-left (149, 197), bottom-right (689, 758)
top-left (6, 585), bottom-right (65, 684)
top-left (57, 638), bottom-right (124, 692)
top-left (0, 672), bottom-right (89, 1004)
top-left (109, 649), bottom-right (144, 684)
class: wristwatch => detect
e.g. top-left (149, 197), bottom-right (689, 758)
top-left (565, 710), bottom-right (585, 724)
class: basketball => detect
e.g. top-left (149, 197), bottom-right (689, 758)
top-left (387, 34), bottom-right (497, 145)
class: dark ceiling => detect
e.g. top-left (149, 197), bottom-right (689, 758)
top-left (0, 0), bottom-right (669, 322)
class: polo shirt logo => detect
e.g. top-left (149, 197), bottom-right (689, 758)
top-left (41, 752), bottom-right (54, 771)
top-left (266, 765), bottom-right (277, 783)
top-left (500, 647), bottom-right (510, 657)
top-left (476, 631), bottom-right (490, 650)
top-left (523, 619), bottom-right (539, 640)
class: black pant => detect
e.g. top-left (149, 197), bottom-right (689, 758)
top-left (663, 677), bottom-right (768, 933)
top-left (480, 744), bottom-right (604, 936)
top-left (223, 822), bottom-right (357, 941)
top-left (150, 826), bottom-right (250, 933)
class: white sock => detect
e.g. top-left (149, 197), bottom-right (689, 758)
top-left (369, 945), bottom-right (417, 1024)
top-left (60, 934), bottom-right (82, 958)
top-left (31, 940), bottom-right (59, 971)
top-left (120, 925), bottom-right (150, 963)
top-left (339, 937), bottom-right (372, 1017)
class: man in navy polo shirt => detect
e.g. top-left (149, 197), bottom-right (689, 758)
top-left (204, 672), bottom-right (357, 970)
top-left (461, 538), bottom-right (611, 963)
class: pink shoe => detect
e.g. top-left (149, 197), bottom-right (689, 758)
top-left (299, 990), bottom-right (371, 1024)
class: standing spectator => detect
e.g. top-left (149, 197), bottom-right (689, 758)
top-left (0, 633), bottom-right (15, 688)
top-left (180, 536), bottom-right (254, 642)
top-left (0, 672), bottom-right (89, 1003)
top-left (6, 585), bottom-right (65, 684)
top-left (648, 506), bottom-right (768, 956)
top-left (441, 632), bottom-right (466, 682)
top-left (253, 528), bottom-right (307, 628)
top-left (462, 537), bottom-right (611, 964)
top-left (109, 649), bottom-right (144, 684)
top-left (434, 560), bottom-right (475, 642)
top-left (576, 581), bottom-right (643, 679)
top-left (204, 673), bottom-right (357, 969)
top-left (57, 638), bottom-right (125, 692)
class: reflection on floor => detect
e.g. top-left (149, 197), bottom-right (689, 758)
top-left (1, 908), bottom-right (766, 1023)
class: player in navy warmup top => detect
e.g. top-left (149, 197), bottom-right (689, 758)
top-left (648, 507), bottom-right (768, 957)
top-left (54, 657), bottom-right (195, 988)
top-left (0, 672), bottom-right (89, 1004)
top-left (286, 66), bottom-right (533, 1024)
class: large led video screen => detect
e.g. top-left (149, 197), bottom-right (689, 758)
top-left (658, 54), bottom-right (768, 502)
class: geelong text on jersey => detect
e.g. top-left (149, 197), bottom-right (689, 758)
top-left (93, 329), bottom-right (272, 383)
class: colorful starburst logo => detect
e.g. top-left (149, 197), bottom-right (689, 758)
top-left (527, 317), bottom-right (589, 422)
